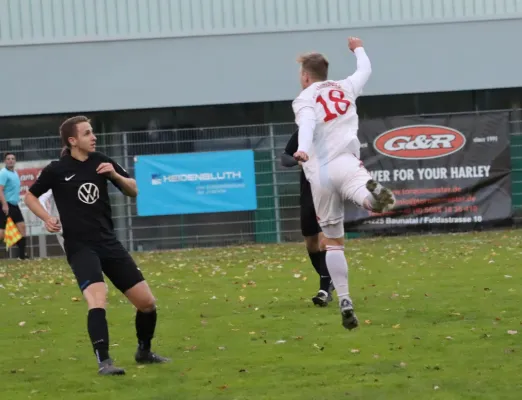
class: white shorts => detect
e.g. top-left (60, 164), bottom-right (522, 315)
top-left (308, 153), bottom-right (372, 229)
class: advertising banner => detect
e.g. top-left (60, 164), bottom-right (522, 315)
top-left (344, 112), bottom-right (512, 230)
top-left (135, 150), bottom-right (258, 217)
top-left (15, 159), bottom-right (54, 236)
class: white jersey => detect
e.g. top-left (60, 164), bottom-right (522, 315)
top-left (292, 47), bottom-right (372, 179)
top-left (39, 189), bottom-right (64, 250)
top-left (39, 190), bottom-right (59, 219)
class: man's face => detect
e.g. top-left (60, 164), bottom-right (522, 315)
top-left (69, 122), bottom-right (97, 153)
top-left (4, 154), bottom-right (16, 169)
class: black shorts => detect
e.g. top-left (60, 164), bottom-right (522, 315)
top-left (65, 238), bottom-right (145, 293)
top-left (301, 201), bottom-right (321, 237)
top-left (300, 182), bottom-right (321, 237)
top-left (0, 203), bottom-right (25, 228)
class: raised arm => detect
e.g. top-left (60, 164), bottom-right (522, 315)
top-left (345, 37), bottom-right (372, 97)
top-left (97, 156), bottom-right (138, 198)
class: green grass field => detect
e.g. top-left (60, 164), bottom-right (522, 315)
top-left (2, 229), bottom-right (522, 399)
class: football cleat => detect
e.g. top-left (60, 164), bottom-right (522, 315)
top-left (340, 298), bottom-right (359, 330)
top-left (98, 359), bottom-right (125, 376)
top-left (135, 349), bottom-right (171, 364)
top-left (366, 180), bottom-right (396, 213)
top-left (312, 290), bottom-right (331, 307)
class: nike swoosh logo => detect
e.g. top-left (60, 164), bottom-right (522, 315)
top-left (65, 175), bottom-right (75, 181)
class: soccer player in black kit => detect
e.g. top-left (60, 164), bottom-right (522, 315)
top-left (281, 130), bottom-right (334, 306)
top-left (25, 116), bottom-right (169, 376)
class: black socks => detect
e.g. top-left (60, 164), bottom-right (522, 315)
top-left (87, 308), bottom-right (110, 363)
top-left (17, 237), bottom-right (26, 259)
top-left (308, 250), bottom-right (332, 292)
top-left (136, 309), bottom-right (157, 352)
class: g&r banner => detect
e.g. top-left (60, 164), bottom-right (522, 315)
top-left (344, 112), bottom-right (512, 230)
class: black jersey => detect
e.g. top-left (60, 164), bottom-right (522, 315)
top-left (29, 152), bottom-right (130, 243)
top-left (283, 131), bottom-right (313, 206)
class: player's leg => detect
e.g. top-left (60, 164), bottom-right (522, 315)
top-left (100, 241), bottom-right (170, 364)
top-left (10, 204), bottom-right (27, 259)
top-left (343, 164), bottom-right (395, 213)
top-left (310, 173), bottom-right (358, 330)
top-left (0, 210), bottom-right (6, 242)
top-left (319, 221), bottom-right (358, 330)
top-left (67, 245), bottom-right (124, 375)
top-left (301, 203), bottom-right (332, 306)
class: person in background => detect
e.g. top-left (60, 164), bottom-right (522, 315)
top-left (39, 189), bottom-right (64, 251)
top-left (281, 130), bottom-right (334, 307)
top-left (0, 152), bottom-right (27, 259)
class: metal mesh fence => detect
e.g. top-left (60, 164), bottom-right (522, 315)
top-left (0, 109), bottom-right (520, 259)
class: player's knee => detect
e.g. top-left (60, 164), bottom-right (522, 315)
top-left (322, 237), bottom-right (344, 249)
top-left (321, 221), bottom-right (344, 241)
top-left (83, 282), bottom-right (108, 309)
top-left (16, 223), bottom-right (26, 237)
top-left (138, 295), bottom-right (156, 313)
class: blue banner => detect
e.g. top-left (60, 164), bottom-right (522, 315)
top-left (135, 150), bottom-right (258, 216)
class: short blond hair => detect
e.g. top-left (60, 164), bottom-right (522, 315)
top-left (297, 52), bottom-right (329, 81)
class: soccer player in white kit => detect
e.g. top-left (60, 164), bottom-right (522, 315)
top-left (293, 37), bottom-right (396, 330)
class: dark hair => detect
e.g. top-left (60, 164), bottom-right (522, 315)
top-left (59, 115), bottom-right (90, 150)
top-left (4, 152), bottom-right (15, 160)
top-left (297, 52), bottom-right (329, 81)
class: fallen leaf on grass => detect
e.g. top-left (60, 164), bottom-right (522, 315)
top-left (30, 329), bottom-right (48, 334)
top-left (218, 385), bottom-right (228, 390)
top-left (392, 324), bottom-right (400, 329)
top-left (364, 320), bottom-right (372, 325)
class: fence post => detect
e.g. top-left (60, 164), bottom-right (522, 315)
top-left (269, 124), bottom-right (282, 243)
top-left (122, 131), bottom-right (134, 252)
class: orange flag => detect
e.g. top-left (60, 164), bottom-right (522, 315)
top-left (4, 216), bottom-right (22, 248)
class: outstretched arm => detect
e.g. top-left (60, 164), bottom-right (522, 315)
top-left (345, 37), bottom-right (372, 97)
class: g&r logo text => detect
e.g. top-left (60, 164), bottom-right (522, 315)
top-left (373, 125), bottom-right (466, 160)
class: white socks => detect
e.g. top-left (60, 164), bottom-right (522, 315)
top-left (363, 193), bottom-right (379, 212)
top-left (325, 245), bottom-right (350, 304)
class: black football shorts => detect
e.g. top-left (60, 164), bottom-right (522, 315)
top-left (0, 203), bottom-right (25, 228)
top-left (65, 238), bottom-right (145, 293)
